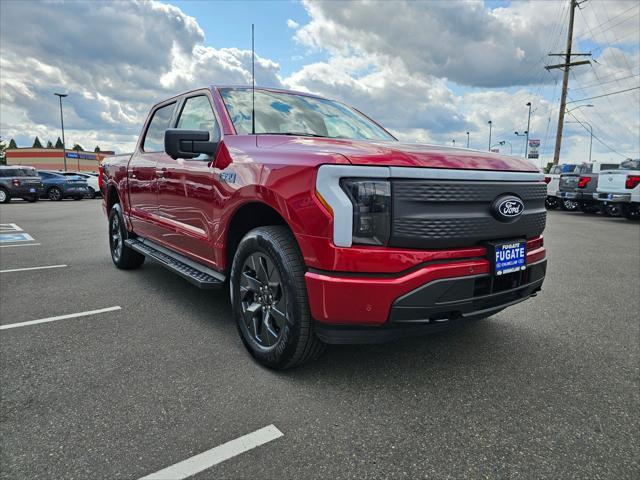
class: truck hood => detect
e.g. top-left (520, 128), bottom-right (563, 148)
top-left (257, 136), bottom-right (539, 172)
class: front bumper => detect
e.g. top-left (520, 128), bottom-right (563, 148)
top-left (593, 192), bottom-right (632, 203)
top-left (306, 240), bottom-right (546, 343)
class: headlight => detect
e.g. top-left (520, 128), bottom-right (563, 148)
top-left (340, 178), bottom-right (391, 246)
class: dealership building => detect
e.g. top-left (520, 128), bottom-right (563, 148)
top-left (6, 148), bottom-right (115, 172)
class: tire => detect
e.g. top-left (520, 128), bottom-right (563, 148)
top-left (620, 203), bottom-right (640, 221)
top-left (601, 204), bottom-right (619, 217)
top-left (86, 187), bottom-right (96, 199)
top-left (545, 196), bottom-right (559, 210)
top-left (230, 226), bottom-right (325, 369)
top-left (579, 202), bottom-right (599, 214)
top-left (108, 203), bottom-right (145, 269)
top-left (560, 199), bottom-right (578, 211)
top-left (0, 188), bottom-right (10, 204)
top-left (48, 187), bottom-right (63, 201)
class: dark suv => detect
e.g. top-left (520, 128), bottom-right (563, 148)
top-left (0, 165), bottom-right (44, 203)
top-left (38, 171), bottom-right (89, 201)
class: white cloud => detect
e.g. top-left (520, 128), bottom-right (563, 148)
top-left (287, 19), bottom-right (300, 29)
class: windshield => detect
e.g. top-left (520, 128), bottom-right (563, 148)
top-left (219, 88), bottom-right (395, 141)
top-left (619, 159), bottom-right (640, 170)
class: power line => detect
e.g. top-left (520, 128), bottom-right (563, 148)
top-left (570, 72), bottom-right (640, 91)
top-left (566, 110), bottom-right (634, 159)
top-left (566, 86), bottom-right (640, 103)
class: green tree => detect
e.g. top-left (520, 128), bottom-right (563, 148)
top-left (54, 137), bottom-right (63, 149)
top-left (0, 140), bottom-right (6, 165)
top-left (32, 136), bottom-right (43, 148)
top-left (46, 140), bottom-right (54, 148)
top-left (94, 145), bottom-right (101, 152)
top-left (8, 138), bottom-right (17, 149)
top-left (72, 143), bottom-right (84, 151)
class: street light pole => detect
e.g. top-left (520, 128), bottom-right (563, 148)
top-left (466, 131), bottom-right (470, 148)
top-left (525, 102), bottom-right (532, 158)
top-left (54, 93), bottom-right (68, 171)
top-left (452, 139), bottom-right (456, 147)
top-left (488, 121), bottom-right (492, 151)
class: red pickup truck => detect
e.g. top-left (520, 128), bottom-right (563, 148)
top-left (101, 86), bottom-right (547, 369)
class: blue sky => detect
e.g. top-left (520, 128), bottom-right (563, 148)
top-left (0, 0), bottom-right (638, 163)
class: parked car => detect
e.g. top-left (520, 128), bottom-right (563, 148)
top-left (0, 165), bottom-right (44, 203)
top-left (38, 170), bottom-right (89, 201)
top-left (101, 85), bottom-right (547, 369)
top-left (557, 162), bottom-right (620, 213)
top-left (544, 164), bottom-right (577, 209)
top-left (60, 171), bottom-right (101, 198)
top-left (593, 159), bottom-right (640, 220)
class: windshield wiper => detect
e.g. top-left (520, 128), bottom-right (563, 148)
top-left (258, 132), bottom-right (329, 138)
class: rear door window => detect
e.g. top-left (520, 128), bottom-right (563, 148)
top-left (143, 102), bottom-right (176, 153)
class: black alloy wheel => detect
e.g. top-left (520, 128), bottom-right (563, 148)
top-left (561, 199), bottom-right (579, 211)
top-left (620, 203), bottom-right (640, 221)
top-left (545, 196), bottom-right (559, 210)
top-left (108, 204), bottom-right (145, 269)
top-left (239, 252), bottom-right (287, 348)
top-left (48, 187), bottom-right (62, 201)
top-left (601, 204), bottom-right (619, 217)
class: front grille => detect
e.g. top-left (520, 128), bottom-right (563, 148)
top-left (391, 179), bottom-right (546, 249)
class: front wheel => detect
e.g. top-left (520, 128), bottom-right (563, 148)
top-left (108, 204), bottom-right (145, 269)
top-left (230, 226), bottom-right (325, 369)
top-left (48, 187), bottom-right (62, 201)
top-left (86, 187), bottom-right (97, 199)
top-left (620, 203), bottom-right (640, 221)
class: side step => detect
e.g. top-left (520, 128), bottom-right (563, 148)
top-left (125, 238), bottom-right (225, 289)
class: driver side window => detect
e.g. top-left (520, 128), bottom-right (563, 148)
top-left (177, 95), bottom-right (221, 144)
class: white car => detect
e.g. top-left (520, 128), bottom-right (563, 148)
top-left (593, 159), bottom-right (640, 220)
top-left (61, 172), bottom-right (101, 199)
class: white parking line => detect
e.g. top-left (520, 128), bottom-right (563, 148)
top-left (0, 264), bottom-right (67, 273)
top-left (0, 306), bottom-right (122, 331)
top-left (0, 223), bottom-right (23, 232)
top-left (0, 232), bottom-right (35, 243)
top-left (0, 243), bottom-right (41, 248)
top-left (138, 424), bottom-right (284, 480)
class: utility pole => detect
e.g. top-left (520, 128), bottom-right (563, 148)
top-left (546, 0), bottom-right (591, 165)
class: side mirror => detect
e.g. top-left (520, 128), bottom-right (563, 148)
top-left (164, 129), bottom-right (218, 160)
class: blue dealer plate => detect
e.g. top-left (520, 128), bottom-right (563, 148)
top-left (493, 241), bottom-right (526, 276)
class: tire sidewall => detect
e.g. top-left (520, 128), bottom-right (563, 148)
top-left (230, 229), bottom-right (304, 368)
top-left (108, 204), bottom-right (126, 266)
top-left (0, 188), bottom-right (9, 203)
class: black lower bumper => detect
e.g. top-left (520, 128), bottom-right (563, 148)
top-left (315, 260), bottom-right (546, 344)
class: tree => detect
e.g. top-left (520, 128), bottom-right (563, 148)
top-left (0, 140), bottom-right (6, 165)
top-left (54, 137), bottom-right (63, 149)
top-left (32, 136), bottom-right (43, 148)
top-left (46, 140), bottom-right (54, 149)
top-left (8, 138), bottom-right (17, 149)
top-left (72, 143), bottom-right (84, 151)
top-left (94, 145), bottom-right (101, 152)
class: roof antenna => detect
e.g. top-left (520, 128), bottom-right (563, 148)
top-left (251, 23), bottom-right (255, 135)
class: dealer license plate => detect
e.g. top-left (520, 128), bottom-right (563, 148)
top-left (492, 241), bottom-right (526, 276)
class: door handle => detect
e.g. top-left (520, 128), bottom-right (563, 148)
top-left (156, 168), bottom-right (167, 178)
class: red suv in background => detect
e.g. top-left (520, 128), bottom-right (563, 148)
top-left (101, 86), bottom-right (547, 369)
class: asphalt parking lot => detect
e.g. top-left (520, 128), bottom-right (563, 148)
top-left (0, 200), bottom-right (638, 479)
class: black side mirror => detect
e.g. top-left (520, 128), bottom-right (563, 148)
top-left (164, 129), bottom-right (219, 160)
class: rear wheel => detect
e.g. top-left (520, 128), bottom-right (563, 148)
top-left (580, 202), bottom-right (599, 214)
top-left (560, 199), bottom-right (579, 211)
top-left (620, 203), bottom-right (640, 221)
top-left (601, 204), bottom-right (619, 217)
top-left (108, 204), bottom-right (145, 269)
top-left (0, 188), bottom-right (10, 204)
top-left (230, 226), bottom-right (325, 369)
top-left (86, 187), bottom-right (97, 199)
top-left (545, 196), bottom-right (559, 210)
top-left (48, 187), bottom-right (62, 201)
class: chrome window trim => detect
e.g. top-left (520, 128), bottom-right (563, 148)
top-left (316, 165), bottom-right (544, 247)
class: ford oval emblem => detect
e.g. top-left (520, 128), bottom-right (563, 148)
top-left (491, 195), bottom-right (524, 222)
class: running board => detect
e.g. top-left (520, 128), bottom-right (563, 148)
top-left (125, 238), bottom-right (225, 289)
